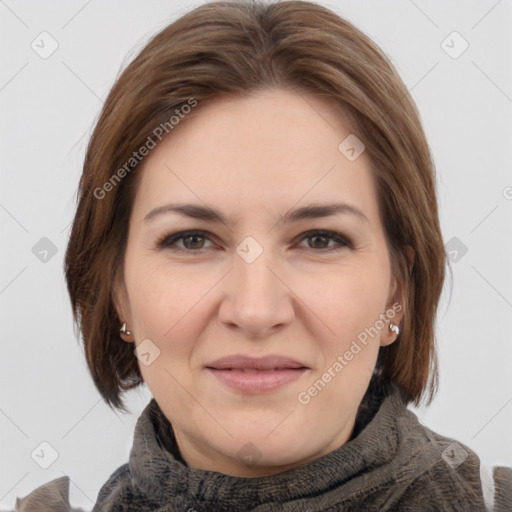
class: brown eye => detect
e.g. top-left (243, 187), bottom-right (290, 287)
top-left (297, 230), bottom-right (352, 251)
top-left (308, 234), bottom-right (330, 249)
top-left (182, 234), bottom-right (206, 249)
top-left (158, 230), bottom-right (214, 252)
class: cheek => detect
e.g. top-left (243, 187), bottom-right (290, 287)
top-left (124, 257), bottom-right (180, 336)
top-left (300, 269), bottom-right (387, 405)
top-left (125, 259), bottom-right (215, 360)
top-left (303, 263), bottom-right (389, 347)
top-left (126, 266), bottom-right (201, 392)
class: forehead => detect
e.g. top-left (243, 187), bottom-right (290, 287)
top-left (131, 89), bottom-right (380, 227)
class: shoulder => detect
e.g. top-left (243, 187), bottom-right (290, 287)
top-left (480, 462), bottom-right (512, 512)
top-left (8, 475), bottom-right (86, 512)
top-left (396, 414), bottom-right (512, 512)
top-left (9, 466), bottom-right (136, 512)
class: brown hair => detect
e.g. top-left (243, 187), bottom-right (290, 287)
top-left (65, 0), bottom-right (446, 413)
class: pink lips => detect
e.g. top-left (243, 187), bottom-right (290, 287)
top-left (205, 354), bottom-right (309, 393)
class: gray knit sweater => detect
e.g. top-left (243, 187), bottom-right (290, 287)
top-left (9, 381), bottom-right (512, 511)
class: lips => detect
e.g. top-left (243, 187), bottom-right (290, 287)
top-left (205, 354), bottom-right (309, 393)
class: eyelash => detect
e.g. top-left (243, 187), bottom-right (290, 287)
top-left (156, 229), bottom-right (353, 254)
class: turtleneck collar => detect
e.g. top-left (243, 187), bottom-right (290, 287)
top-left (15, 378), bottom-right (493, 511)
top-left (128, 379), bottom-right (405, 508)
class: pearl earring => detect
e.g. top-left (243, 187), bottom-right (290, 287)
top-left (389, 323), bottom-right (399, 335)
top-left (120, 322), bottom-right (132, 336)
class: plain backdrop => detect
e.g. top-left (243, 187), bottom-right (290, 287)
top-left (1, 0), bottom-right (511, 508)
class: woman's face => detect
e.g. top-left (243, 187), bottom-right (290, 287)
top-left (115, 89), bottom-right (406, 477)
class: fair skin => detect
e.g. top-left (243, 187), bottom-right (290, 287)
top-left (114, 88), bottom-right (412, 477)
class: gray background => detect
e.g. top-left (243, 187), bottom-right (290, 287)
top-left (1, 0), bottom-right (511, 508)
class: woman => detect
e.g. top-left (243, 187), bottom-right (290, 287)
top-left (11, 1), bottom-right (511, 510)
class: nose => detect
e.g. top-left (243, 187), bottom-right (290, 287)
top-left (218, 244), bottom-right (295, 339)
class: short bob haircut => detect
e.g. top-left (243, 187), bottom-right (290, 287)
top-left (65, 0), bottom-right (447, 413)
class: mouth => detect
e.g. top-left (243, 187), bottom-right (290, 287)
top-left (206, 367), bottom-right (308, 393)
top-left (205, 354), bottom-right (309, 393)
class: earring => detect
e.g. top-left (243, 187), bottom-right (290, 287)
top-left (389, 323), bottom-right (399, 335)
top-left (120, 322), bottom-right (132, 336)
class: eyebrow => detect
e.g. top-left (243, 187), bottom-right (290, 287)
top-left (143, 202), bottom-right (369, 225)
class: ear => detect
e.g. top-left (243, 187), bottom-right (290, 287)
top-left (405, 244), bottom-right (415, 276)
top-left (381, 245), bottom-right (415, 347)
top-left (112, 272), bottom-right (127, 320)
top-left (112, 272), bottom-right (134, 343)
